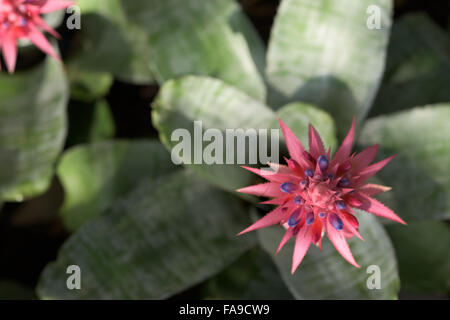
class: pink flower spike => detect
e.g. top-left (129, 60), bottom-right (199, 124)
top-left (278, 118), bottom-right (305, 164)
top-left (308, 124), bottom-right (325, 157)
top-left (0, 0), bottom-right (73, 73)
top-left (237, 117), bottom-right (405, 272)
top-left (332, 117), bottom-right (356, 165)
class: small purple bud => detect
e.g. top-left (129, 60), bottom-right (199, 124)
top-left (280, 182), bottom-right (298, 194)
top-left (329, 213), bottom-right (344, 230)
top-left (338, 178), bottom-right (350, 187)
top-left (288, 209), bottom-right (302, 227)
top-left (306, 212), bottom-right (315, 225)
top-left (305, 169), bottom-right (314, 177)
top-left (336, 201), bottom-right (346, 210)
top-left (319, 212), bottom-right (326, 218)
top-left (293, 196), bottom-right (303, 205)
top-left (327, 173), bottom-right (334, 180)
top-left (300, 180), bottom-right (308, 188)
top-left (317, 155), bottom-right (329, 172)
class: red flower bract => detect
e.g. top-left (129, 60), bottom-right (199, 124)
top-left (237, 118), bottom-right (406, 273)
top-left (0, 0), bottom-right (73, 73)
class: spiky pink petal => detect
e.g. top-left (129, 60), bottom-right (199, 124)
top-left (332, 117), bottom-right (355, 165)
top-left (308, 124), bottom-right (325, 158)
top-left (277, 227), bottom-right (296, 254)
top-left (355, 192), bottom-right (406, 225)
top-left (241, 166), bottom-right (299, 184)
top-left (359, 183), bottom-right (392, 196)
top-left (278, 118), bottom-right (306, 163)
top-left (2, 31), bottom-right (18, 73)
top-left (291, 227), bottom-right (313, 273)
top-left (238, 207), bottom-right (289, 235)
top-left (351, 145), bottom-right (379, 172)
top-left (0, 0), bottom-right (73, 73)
top-left (237, 118), bottom-right (404, 272)
top-left (236, 182), bottom-right (284, 197)
top-left (326, 219), bottom-right (360, 268)
top-left (356, 155), bottom-right (396, 185)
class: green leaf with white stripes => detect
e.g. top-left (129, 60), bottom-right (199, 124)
top-left (153, 76), bottom-right (338, 195)
top-left (266, 0), bottom-right (392, 135)
top-left (38, 170), bottom-right (255, 299)
top-left (58, 140), bottom-right (176, 231)
top-left (0, 58), bottom-right (68, 201)
top-left (152, 76), bottom-right (275, 195)
top-left (121, 0), bottom-right (266, 100)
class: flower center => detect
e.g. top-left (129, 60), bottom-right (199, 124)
top-left (307, 182), bottom-right (335, 208)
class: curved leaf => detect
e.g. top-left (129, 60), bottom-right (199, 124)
top-left (266, 0), bottom-right (392, 135)
top-left (371, 13), bottom-right (450, 116)
top-left (152, 76), bottom-right (336, 192)
top-left (121, 0), bottom-right (266, 100)
top-left (358, 105), bottom-right (450, 221)
top-left (0, 58), bottom-right (68, 201)
top-left (38, 170), bottom-right (255, 299)
top-left (153, 76), bottom-right (275, 194)
top-left (258, 211), bottom-right (400, 299)
top-left (153, 76), bottom-right (338, 195)
top-left (58, 140), bottom-right (176, 231)
top-left (68, 0), bottom-right (155, 84)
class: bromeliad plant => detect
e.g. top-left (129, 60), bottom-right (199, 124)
top-left (238, 119), bottom-right (405, 273)
top-left (0, 0), bottom-right (449, 300)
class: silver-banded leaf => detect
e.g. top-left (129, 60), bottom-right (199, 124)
top-left (386, 221), bottom-right (450, 295)
top-left (274, 102), bottom-right (338, 152)
top-left (121, 0), bottom-right (266, 101)
top-left (371, 13), bottom-right (450, 116)
top-left (153, 76), bottom-right (275, 194)
top-left (266, 0), bottom-right (392, 135)
top-left (68, 0), bottom-right (155, 84)
top-left (38, 170), bottom-right (255, 299)
top-left (0, 58), bottom-right (68, 202)
top-left (153, 76), bottom-right (338, 195)
top-left (58, 140), bottom-right (176, 231)
top-left (201, 247), bottom-right (293, 300)
top-left (258, 212), bottom-right (400, 299)
top-left (359, 105), bottom-right (450, 221)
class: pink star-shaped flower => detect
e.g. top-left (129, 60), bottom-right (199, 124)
top-left (0, 0), bottom-right (73, 73)
top-left (238, 118), bottom-right (406, 273)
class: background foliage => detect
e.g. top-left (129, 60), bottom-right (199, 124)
top-left (0, 0), bottom-right (449, 300)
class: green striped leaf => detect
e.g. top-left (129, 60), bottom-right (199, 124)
top-left (266, 0), bottom-right (392, 135)
top-left (122, 0), bottom-right (266, 100)
top-left (58, 140), bottom-right (176, 231)
top-left (38, 170), bottom-right (254, 299)
top-left (0, 58), bottom-right (68, 201)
